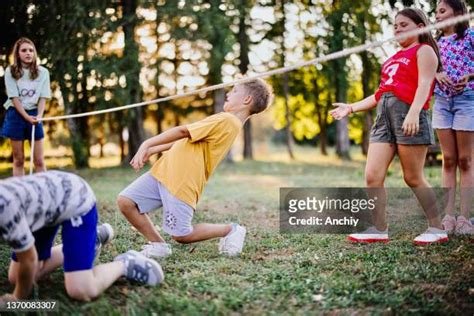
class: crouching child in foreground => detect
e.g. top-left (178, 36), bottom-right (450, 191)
top-left (0, 170), bottom-right (164, 302)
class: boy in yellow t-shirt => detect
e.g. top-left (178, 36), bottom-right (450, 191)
top-left (118, 78), bottom-right (273, 258)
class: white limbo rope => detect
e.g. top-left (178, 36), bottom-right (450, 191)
top-left (28, 13), bottom-right (473, 169)
top-left (29, 124), bottom-right (35, 175)
top-left (38, 13), bottom-right (473, 122)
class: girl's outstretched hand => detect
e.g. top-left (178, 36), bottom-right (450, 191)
top-left (330, 103), bottom-right (352, 120)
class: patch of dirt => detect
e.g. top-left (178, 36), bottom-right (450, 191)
top-left (250, 247), bottom-right (295, 261)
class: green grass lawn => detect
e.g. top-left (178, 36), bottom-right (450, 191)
top-left (0, 146), bottom-right (473, 315)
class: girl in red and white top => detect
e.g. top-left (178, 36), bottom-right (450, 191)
top-left (331, 8), bottom-right (447, 245)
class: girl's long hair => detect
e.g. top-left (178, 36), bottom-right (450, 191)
top-left (397, 8), bottom-right (442, 72)
top-left (11, 37), bottom-right (39, 80)
top-left (437, 0), bottom-right (469, 40)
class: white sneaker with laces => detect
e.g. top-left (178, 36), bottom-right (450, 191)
top-left (347, 226), bottom-right (389, 243)
top-left (218, 224), bottom-right (246, 256)
top-left (140, 242), bottom-right (172, 259)
top-left (413, 227), bottom-right (448, 245)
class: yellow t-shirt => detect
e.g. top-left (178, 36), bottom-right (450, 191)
top-left (150, 112), bottom-right (242, 208)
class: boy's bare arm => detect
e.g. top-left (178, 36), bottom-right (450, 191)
top-left (143, 126), bottom-right (190, 148)
top-left (130, 126), bottom-right (190, 171)
top-left (12, 247), bottom-right (38, 299)
top-left (139, 142), bottom-right (176, 165)
top-left (148, 142), bottom-right (175, 155)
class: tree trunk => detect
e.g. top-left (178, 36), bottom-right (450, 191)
top-left (315, 99), bottom-right (329, 156)
top-left (360, 50), bottom-right (373, 156)
top-left (239, 0), bottom-right (252, 160)
top-left (119, 126), bottom-right (126, 162)
top-left (63, 70), bottom-right (89, 168)
top-left (174, 111), bottom-right (180, 126)
top-left (67, 116), bottom-right (89, 168)
top-left (123, 0), bottom-right (145, 162)
top-left (213, 89), bottom-right (225, 113)
top-left (243, 121), bottom-right (252, 159)
top-left (79, 66), bottom-right (91, 158)
top-left (320, 123), bottom-right (328, 155)
top-left (313, 76), bottom-right (328, 155)
top-left (334, 72), bottom-right (350, 159)
top-left (99, 141), bottom-right (104, 158)
top-left (212, 88), bottom-right (235, 160)
top-left (280, 0), bottom-right (294, 160)
top-left (330, 0), bottom-right (350, 160)
top-left (155, 106), bottom-right (163, 135)
top-left (334, 61), bottom-right (350, 160)
top-left (283, 73), bottom-right (294, 159)
top-left (111, 111), bottom-right (126, 162)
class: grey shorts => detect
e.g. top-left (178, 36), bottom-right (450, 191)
top-left (119, 172), bottom-right (194, 237)
top-left (370, 93), bottom-right (434, 145)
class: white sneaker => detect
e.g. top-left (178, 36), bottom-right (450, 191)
top-left (140, 242), bottom-right (172, 259)
top-left (218, 224), bottom-right (246, 256)
top-left (114, 250), bottom-right (164, 286)
top-left (347, 226), bottom-right (389, 243)
top-left (413, 227), bottom-right (448, 245)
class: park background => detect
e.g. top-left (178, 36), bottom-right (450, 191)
top-left (0, 0), bottom-right (473, 314)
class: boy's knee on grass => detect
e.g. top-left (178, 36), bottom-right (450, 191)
top-left (66, 286), bottom-right (99, 302)
top-left (65, 274), bottom-right (100, 301)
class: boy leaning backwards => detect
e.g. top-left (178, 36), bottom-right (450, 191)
top-left (118, 78), bottom-right (273, 258)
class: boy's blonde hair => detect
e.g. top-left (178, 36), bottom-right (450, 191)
top-left (242, 78), bottom-right (273, 115)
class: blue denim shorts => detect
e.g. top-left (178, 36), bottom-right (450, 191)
top-left (432, 91), bottom-right (474, 131)
top-left (1, 107), bottom-right (44, 141)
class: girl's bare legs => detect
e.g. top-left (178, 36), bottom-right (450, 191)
top-left (436, 129), bottom-right (457, 216)
top-left (455, 131), bottom-right (473, 219)
top-left (365, 143), bottom-right (397, 231)
top-left (11, 140), bottom-right (25, 176)
top-left (32, 138), bottom-right (46, 172)
top-left (397, 144), bottom-right (442, 229)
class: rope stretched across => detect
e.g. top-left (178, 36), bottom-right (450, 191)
top-left (27, 13), bottom-right (473, 174)
top-left (38, 13), bottom-right (473, 122)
